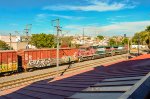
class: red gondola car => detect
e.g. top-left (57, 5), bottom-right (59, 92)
top-left (0, 50), bottom-right (18, 74)
top-left (17, 48), bottom-right (78, 71)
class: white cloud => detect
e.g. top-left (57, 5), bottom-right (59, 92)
top-left (43, 0), bottom-right (137, 12)
top-left (9, 23), bottom-right (19, 26)
top-left (51, 14), bottom-right (73, 19)
top-left (64, 21), bottom-right (150, 36)
top-left (50, 14), bottom-right (85, 20)
top-left (35, 14), bottom-right (49, 22)
top-left (35, 14), bottom-right (85, 22)
top-left (107, 15), bottom-right (132, 20)
top-left (99, 21), bottom-right (150, 35)
top-left (106, 15), bottom-right (133, 23)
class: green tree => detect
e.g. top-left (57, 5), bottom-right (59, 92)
top-left (132, 31), bottom-right (148, 45)
top-left (0, 40), bottom-right (10, 50)
top-left (30, 33), bottom-right (55, 48)
top-left (145, 26), bottom-right (150, 32)
top-left (97, 35), bottom-right (104, 40)
top-left (145, 26), bottom-right (150, 49)
top-left (109, 36), bottom-right (124, 46)
top-left (109, 38), bottom-right (116, 46)
top-left (132, 32), bottom-right (139, 44)
top-left (132, 26), bottom-right (150, 49)
top-left (122, 38), bottom-right (129, 45)
top-left (60, 36), bottom-right (73, 47)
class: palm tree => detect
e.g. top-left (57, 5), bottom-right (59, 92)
top-left (145, 26), bottom-right (150, 49)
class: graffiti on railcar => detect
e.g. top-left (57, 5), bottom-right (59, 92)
top-left (0, 63), bottom-right (17, 73)
top-left (61, 56), bottom-right (74, 63)
top-left (28, 58), bottom-right (54, 68)
top-left (27, 57), bottom-right (75, 68)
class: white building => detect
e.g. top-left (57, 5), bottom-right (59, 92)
top-left (0, 35), bottom-right (35, 50)
top-left (0, 35), bottom-right (21, 43)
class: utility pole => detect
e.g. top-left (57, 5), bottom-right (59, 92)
top-left (148, 31), bottom-right (150, 53)
top-left (9, 33), bottom-right (12, 50)
top-left (15, 31), bottom-right (19, 50)
top-left (24, 24), bottom-right (32, 49)
top-left (83, 28), bottom-right (84, 45)
top-left (138, 34), bottom-right (140, 56)
top-left (124, 34), bottom-right (129, 59)
top-left (52, 19), bottom-right (61, 76)
top-left (127, 37), bottom-right (130, 59)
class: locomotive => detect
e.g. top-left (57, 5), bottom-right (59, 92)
top-left (0, 46), bottom-right (127, 75)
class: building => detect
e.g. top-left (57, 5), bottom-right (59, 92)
top-left (71, 36), bottom-right (109, 46)
top-left (0, 35), bottom-right (34, 50)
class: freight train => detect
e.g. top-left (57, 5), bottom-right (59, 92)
top-left (0, 46), bottom-right (127, 75)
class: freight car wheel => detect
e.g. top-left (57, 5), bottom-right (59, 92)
top-left (27, 68), bottom-right (34, 72)
top-left (78, 57), bottom-right (83, 62)
top-left (71, 61), bottom-right (75, 64)
top-left (3, 72), bottom-right (11, 76)
top-left (103, 55), bottom-right (106, 58)
top-left (87, 57), bottom-right (91, 60)
top-left (92, 56), bottom-right (95, 60)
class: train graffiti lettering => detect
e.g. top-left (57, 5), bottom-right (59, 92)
top-left (28, 58), bottom-right (54, 68)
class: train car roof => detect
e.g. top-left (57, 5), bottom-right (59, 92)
top-left (79, 46), bottom-right (90, 48)
top-left (0, 50), bottom-right (16, 52)
top-left (18, 48), bottom-right (76, 52)
top-left (98, 46), bottom-right (105, 48)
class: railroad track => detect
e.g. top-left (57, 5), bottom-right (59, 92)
top-left (0, 54), bottom-right (127, 91)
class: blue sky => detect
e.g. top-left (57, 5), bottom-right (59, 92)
top-left (0, 0), bottom-right (150, 36)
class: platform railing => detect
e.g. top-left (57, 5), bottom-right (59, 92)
top-left (119, 72), bottom-right (150, 99)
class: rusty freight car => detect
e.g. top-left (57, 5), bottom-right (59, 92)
top-left (18, 48), bottom-right (78, 71)
top-left (0, 50), bottom-right (18, 74)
